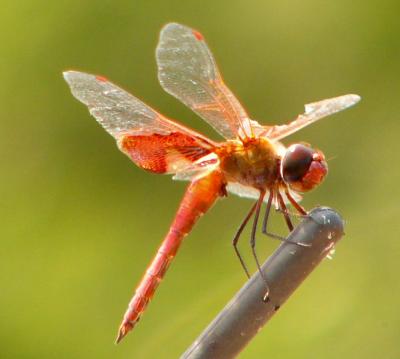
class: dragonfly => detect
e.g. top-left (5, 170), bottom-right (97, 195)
top-left (63, 22), bottom-right (360, 343)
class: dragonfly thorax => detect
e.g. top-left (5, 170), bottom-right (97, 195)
top-left (217, 137), bottom-right (281, 190)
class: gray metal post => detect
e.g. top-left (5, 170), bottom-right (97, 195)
top-left (182, 207), bottom-right (344, 359)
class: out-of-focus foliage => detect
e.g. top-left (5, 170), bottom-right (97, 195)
top-left (1, 0), bottom-right (399, 358)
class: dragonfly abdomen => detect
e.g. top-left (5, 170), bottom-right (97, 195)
top-left (116, 171), bottom-right (225, 343)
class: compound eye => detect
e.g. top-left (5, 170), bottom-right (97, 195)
top-left (282, 144), bottom-right (314, 183)
top-left (281, 144), bottom-right (327, 192)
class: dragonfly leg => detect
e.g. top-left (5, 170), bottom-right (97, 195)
top-left (277, 191), bottom-right (294, 231)
top-left (262, 190), bottom-right (310, 247)
top-left (277, 191), bottom-right (311, 247)
top-left (276, 207), bottom-right (306, 219)
top-left (250, 190), bottom-right (270, 302)
top-left (262, 189), bottom-right (287, 241)
top-left (261, 190), bottom-right (276, 236)
top-left (232, 201), bottom-right (258, 279)
top-left (284, 189), bottom-right (308, 216)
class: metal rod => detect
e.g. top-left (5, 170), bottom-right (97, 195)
top-left (181, 206), bottom-right (344, 359)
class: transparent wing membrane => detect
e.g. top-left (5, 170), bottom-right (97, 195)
top-left (226, 182), bottom-right (302, 205)
top-left (63, 71), bottom-right (215, 139)
top-left (63, 71), bottom-right (216, 177)
top-left (156, 23), bottom-right (253, 140)
top-left (265, 94), bottom-right (361, 141)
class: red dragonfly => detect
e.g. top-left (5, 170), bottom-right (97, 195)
top-left (63, 23), bottom-right (360, 343)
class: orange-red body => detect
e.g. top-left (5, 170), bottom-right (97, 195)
top-left (116, 132), bottom-right (286, 342)
top-left (63, 22), bottom-right (359, 344)
top-left (217, 137), bottom-right (281, 190)
top-left (116, 170), bottom-right (225, 342)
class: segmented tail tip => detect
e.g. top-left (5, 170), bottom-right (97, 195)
top-left (115, 321), bottom-right (134, 344)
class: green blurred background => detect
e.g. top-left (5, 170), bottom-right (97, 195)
top-left (1, 0), bottom-right (399, 358)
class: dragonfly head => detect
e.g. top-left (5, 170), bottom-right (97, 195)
top-left (281, 143), bottom-right (328, 192)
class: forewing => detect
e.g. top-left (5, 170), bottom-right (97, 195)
top-left (63, 71), bottom-right (216, 175)
top-left (156, 23), bottom-right (253, 140)
top-left (63, 71), bottom-right (219, 141)
top-left (265, 94), bottom-right (361, 141)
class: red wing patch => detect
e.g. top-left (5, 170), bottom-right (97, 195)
top-left (119, 132), bottom-right (213, 174)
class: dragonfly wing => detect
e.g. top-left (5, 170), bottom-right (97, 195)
top-left (265, 94), bottom-right (361, 141)
top-left (119, 132), bottom-right (216, 174)
top-left (63, 71), bottom-right (213, 139)
top-left (156, 23), bottom-right (253, 140)
top-left (227, 182), bottom-right (263, 200)
top-left (63, 71), bottom-right (216, 175)
top-left (172, 152), bottom-right (220, 181)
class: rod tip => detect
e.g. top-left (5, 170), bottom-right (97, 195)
top-left (305, 206), bottom-right (345, 246)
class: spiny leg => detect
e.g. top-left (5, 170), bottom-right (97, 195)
top-left (250, 190), bottom-right (270, 302)
top-left (275, 190), bottom-right (307, 221)
top-left (276, 206), bottom-right (304, 218)
top-left (232, 201), bottom-right (258, 279)
top-left (277, 191), bottom-right (294, 231)
top-left (277, 191), bottom-right (311, 247)
top-left (285, 189), bottom-right (307, 215)
top-left (262, 189), bottom-right (288, 241)
top-left (262, 189), bottom-right (287, 241)
top-left (262, 190), bottom-right (310, 247)
top-left (261, 190), bottom-right (274, 235)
